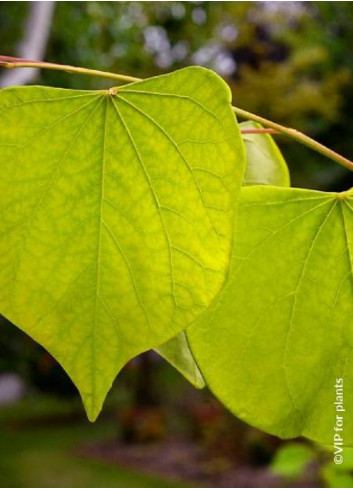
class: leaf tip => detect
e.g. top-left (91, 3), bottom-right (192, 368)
top-left (81, 393), bottom-right (103, 423)
top-left (87, 411), bottom-right (100, 423)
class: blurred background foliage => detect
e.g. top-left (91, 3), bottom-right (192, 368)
top-left (1, 2), bottom-right (353, 487)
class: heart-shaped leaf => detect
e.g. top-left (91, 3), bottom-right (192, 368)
top-left (188, 186), bottom-right (353, 444)
top-left (0, 67), bottom-right (244, 420)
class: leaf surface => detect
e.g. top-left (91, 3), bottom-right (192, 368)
top-left (0, 67), bottom-right (244, 420)
top-left (157, 123), bottom-right (290, 387)
top-left (188, 186), bottom-right (353, 444)
top-left (155, 331), bottom-right (205, 388)
top-left (241, 121), bottom-right (290, 187)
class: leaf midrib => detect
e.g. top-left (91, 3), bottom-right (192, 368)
top-left (109, 96), bottom-right (177, 315)
top-left (90, 96), bottom-right (109, 411)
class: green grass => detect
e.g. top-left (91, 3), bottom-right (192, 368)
top-left (0, 396), bottom-right (191, 488)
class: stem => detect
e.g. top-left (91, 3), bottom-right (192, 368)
top-left (0, 55), bottom-right (140, 84)
top-left (233, 106), bottom-right (353, 172)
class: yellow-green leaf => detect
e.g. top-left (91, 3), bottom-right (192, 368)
top-left (0, 67), bottom-right (244, 420)
top-left (241, 121), bottom-right (290, 187)
top-left (155, 331), bottom-right (204, 388)
top-left (188, 186), bottom-right (353, 444)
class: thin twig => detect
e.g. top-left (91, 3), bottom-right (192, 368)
top-left (0, 56), bottom-right (140, 84)
top-left (234, 106), bottom-right (353, 172)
